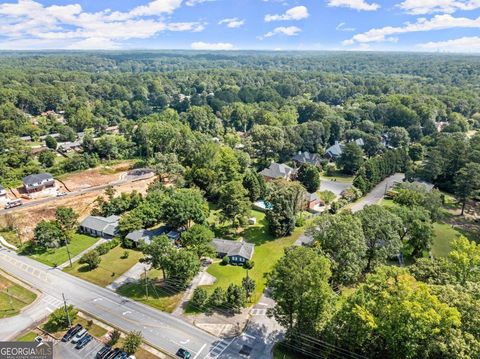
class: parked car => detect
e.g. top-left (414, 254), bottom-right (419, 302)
top-left (4, 199), bottom-right (22, 209)
top-left (71, 328), bottom-right (87, 343)
top-left (62, 324), bottom-right (83, 342)
top-left (96, 345), bottom-right (112, 359)
top-left (176, 348), bottom-right (191, 359)
top-left (56, 191), bottom-right (67, 197)
top-left (75, 334), bottom-right (92, 349)
top-left (104, 348), bottom-right (121, 359)
top-left (113, 351), bottom-right (128, 359)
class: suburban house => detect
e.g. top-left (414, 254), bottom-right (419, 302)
top-left (22, 173), bottom-right (55, 193)
top-left (304, 192), bottom-right (325, 213)
top-left (211, 238), bottom-right (254, 265)
top-left (0, 185), bottom-right (7, 198)
top-left (125, 227), bottom-right (168, 246)
top-left (259, 163), bottom-right (295, 181)
top-left (79, 215), bottom-right (120, 238)
top-left (58, 140), bottom-right (83, 153)
top-left (325, 139), bottom-right (365, 159)
top-left (292, 151), bottom-right (322, 167)
top-left (325, 141), bottom-right (343, 159)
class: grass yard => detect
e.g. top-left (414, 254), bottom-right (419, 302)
top-left (0, 274), bottom-right (37, 318)
top-left (0, 229), bottom-right (23, 248)
top-left (42, 315), bottom-right (107, 339)
top-left (116, 269), bottom-right (183, 313)
top-left (16, 331), bottom-right (37, 342)
top-left (190, 226), bottom-right (303, 311)
top-left (431, 222), bottom-right (463, 258)
top-left (63, 246), bottom-right (144, 287)
top-left (27, 234), bottom-right (99, 267)
top-left (320, 170), bottom-right (355, 183)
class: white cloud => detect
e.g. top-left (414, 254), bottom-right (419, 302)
top-left (191, 41), bottom-right (234, 50)
top-left (264, 6), bottom-right (309, 22)
top-left (218, 17), bottom-right (245, 28)
top-left (418, 36), bottom-right (480, 52)
top-left (327, 0), bottom-right (380, 11)
top-left (398, 0), bottom-right (480, 15)
top-left (336, 22), bottom-right (355, 31)
top-left (261, 26), bottom-right (301, 38)
top-left (344, 14), bottom-right (480, 45)
top-left (0, 0), bottom-right (205, 49)
top-left (186, 0), bottom-right (215, 5)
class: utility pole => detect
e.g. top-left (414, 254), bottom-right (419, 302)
top-left (144, 267), bottom-right (148, 300)
top-left (64, 237), bottom-right (73, 267)
top-left (62, 293), bottom-right (71, 327)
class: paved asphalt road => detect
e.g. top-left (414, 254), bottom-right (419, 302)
top-left (0, 248), bottom-right (226, 359)
top-left (0, 173), bottom-right (153, 215)
top-left (350, 173), bottom-right (404, 213)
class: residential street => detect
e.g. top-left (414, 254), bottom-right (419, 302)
top-left (0, 248), bottom-right (278, 359)
top-left (350, 173), bottom-right (404, 213)
top-left (0, 248), bottom-right (219, 358)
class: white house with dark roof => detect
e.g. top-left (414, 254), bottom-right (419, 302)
top-left (22, 173), bottom-right (55, 193)
top-left (79, 215), bottom-right (120, 238)
top-left (259, 163), bottom-right (295, 181)
top-left (211, 238), bottom-right (254, 265)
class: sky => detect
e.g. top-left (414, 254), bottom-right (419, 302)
top-left (0, 0), bottom-right (480, 52)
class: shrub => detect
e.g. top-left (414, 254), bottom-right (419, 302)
top-left (79, 250), bottom-right (101, 270)
top-left (191, 288), bottom-right (208, 309)
top-left (44, 305), bottom-right (78, 332)
top-left (123, 331), bottom-right (143, 355)
top-left (95, 238), bottom-right (119, 255)
top-left (109, 329), bottom-right (121, 346)
top-left (244, 260), bottom-right (255, 270)
top-left (121, 250), bottom-right (129, 259)
top-left (221, 255), bottom-right (230, 265)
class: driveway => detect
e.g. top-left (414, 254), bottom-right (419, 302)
top-left (320, 180), bottom-right (352, 197)
top-left (350, 173), bottom-right (404, 213)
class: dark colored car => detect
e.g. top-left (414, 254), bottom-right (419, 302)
top-left (104, 348), bottom-right (121, 359)
top-left (176, 348), bottom-right (191, 359)
top-left (96, 345), bottom-right (112, 359)
top-left (75, 334), bottom-right (92, 349)
top-left (113, 351), bottom-right (128, 359)
top-left (61, 324), bottom-right (82, 342)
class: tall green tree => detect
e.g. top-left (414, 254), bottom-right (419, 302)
top-left (218, 181), bottom-right (251, 229)
top-left (162, 188), bottom-right (208, 229)
top-left (267, 246), bottom-right (333, 335)
top-left (455, 163), bottom-right (480, 216)
top-left (296, 164), bottom-right (320, 193)
top-left (309, 214), bottom-right (367, 286)
top-left (142, 235), bottom-right (174, 279)
top-left (356, 205), bottom-right (403, 272)
top-left (337, 142), bottom-right (364, 175)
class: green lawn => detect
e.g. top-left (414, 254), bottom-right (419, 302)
top-left (190, 224), bottom-right (303, 311)
top-left (27, 234), bottom-right (99, 267)
top-left (0, 274), bottom-right (37, 318)
top-left (116, 269), bottom-right (183, 313)
top-left (320, 170), bottom-right (355, 183)
top-left (0, 230), bottom-right (23, 248)
top-left (16, 331), bottom-right (37, 342)
top-left (431, 223), bottom-right (462, 258)
top-left (63, 246), bottom-right (144, 287)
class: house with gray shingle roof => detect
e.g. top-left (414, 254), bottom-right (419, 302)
top-left (22, 173), bottom-right (55, 193)
top-left (325, 141), bottom-right (344, 159)
top-left (259, 163), bottom-right (295, 181)
top-left (211, 238), bottom-right (254, 265)
top-left (79, 215), bottom-right (120, 238)
top-left (292, 151), bottom-right (322, 167)
top-left (125, 226), bottom-right (168, 246)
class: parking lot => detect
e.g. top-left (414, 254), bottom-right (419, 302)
top-left (54, 335), bottom-right (107, 359)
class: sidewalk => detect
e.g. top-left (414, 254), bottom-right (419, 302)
top-left (57, 238), bottom-right (107, 269)
top-left (0, 235), bottom-right (17, 251)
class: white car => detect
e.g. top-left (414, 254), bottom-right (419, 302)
top-left (71, 328), bottom-right (87, 343)
top-left (56, 192), bottom-right (68, 197)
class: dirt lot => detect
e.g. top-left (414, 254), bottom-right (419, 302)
top-left (0, 173), bottom-right (156, 242)
top-left (57, 162), bottom-right (134, 191)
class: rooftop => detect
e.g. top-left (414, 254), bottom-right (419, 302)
top-left (80, 215), bottom-right (120, 236)
top-left (23, 173), bottom-right (54, 186)
top-left (125, 227), bottom-right (168, 245)
top-left (211, 238), bottom-right (254, 260)
top-left (259, 162), bottom-right (295, 179)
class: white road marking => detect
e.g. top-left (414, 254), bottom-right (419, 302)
top-left (45, 307), bottom-right (54, 313)
top-left (180, 339), bottom-right (190, 345)
top-left (242, 333), bottom-right (256, 340)
top-left (193, 343), bottom-right (206, 359)
top-left (122, 311), bottom-right (132, 315)
top-left (258, 302), bottom-right (269, 306)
